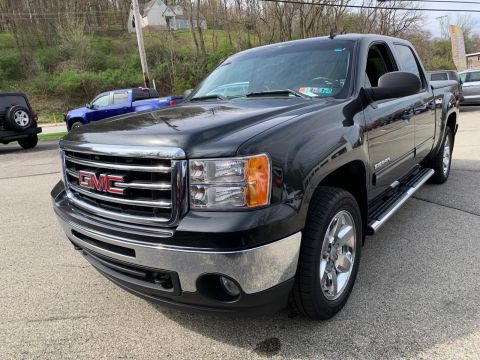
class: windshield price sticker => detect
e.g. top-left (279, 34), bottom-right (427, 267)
top-left (298, 87), bottom-right (333, 97)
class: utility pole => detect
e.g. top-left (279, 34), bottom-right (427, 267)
top-left (436, 15), bottom-right (449, 39)
top-left (132, 0), bottom-right (150, 88)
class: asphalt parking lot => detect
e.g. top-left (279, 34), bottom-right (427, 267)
top-left (1, 108), bottom-right (479, 360)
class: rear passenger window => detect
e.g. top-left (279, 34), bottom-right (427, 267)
top-left (394, 44), bottom-right (425, 89)
top-left (113, 92), bottom-right (128, 104)
top-left (465, 71), bottom-right (480, 83)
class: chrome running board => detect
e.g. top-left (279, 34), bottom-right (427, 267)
top-left (367, 168), bottom-right (435, 235)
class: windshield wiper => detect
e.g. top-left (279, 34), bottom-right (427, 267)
top-left (245, 89), bottom-right (310, 99)
top-left (189, 94), bottom-right (226, 102)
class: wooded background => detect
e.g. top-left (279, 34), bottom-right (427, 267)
top-left (0, 0), bottom-right (479, 120)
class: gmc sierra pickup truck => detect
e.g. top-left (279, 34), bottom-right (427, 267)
top-left (51, 34), bottom-right (459, 320)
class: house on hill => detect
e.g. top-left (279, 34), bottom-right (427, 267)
top-left (127, 0), bottom-right (207, 33)
top-left (466, 52), bottom-right (480, 69)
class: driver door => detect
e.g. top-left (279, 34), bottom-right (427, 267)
top-left (86, 93), bottom-right (111, 122)
top-left (363, 43), bottom-right (417, 200)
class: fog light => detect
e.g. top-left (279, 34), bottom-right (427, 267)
top-left (219, 276), bottom-right (240, 297)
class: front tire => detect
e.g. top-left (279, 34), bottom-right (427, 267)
top-left (289, 187), bottom-right (362, 320)
top-left (18, 135), bottom-right (38, 149)
top-left (69, 121), bottom-right (83, 131)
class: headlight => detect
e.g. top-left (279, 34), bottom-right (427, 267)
top-left (189, 154), bottom-right (271, 209)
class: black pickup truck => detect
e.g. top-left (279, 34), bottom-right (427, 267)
top-left (51, 34), bottom-right (459, 320)
top-left (0, 93), bottom-right (42, 149)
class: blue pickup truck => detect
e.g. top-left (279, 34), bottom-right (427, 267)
top-left (65, 88), bottom-right (182, 130)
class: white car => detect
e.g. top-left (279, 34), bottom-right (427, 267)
top-left (459, 69), bottom-right (480, 105)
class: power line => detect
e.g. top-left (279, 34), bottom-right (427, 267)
top-left (1, 11), bottom-right (128, 16)
top-left (384, 0), bottom-right (480, 4)
top-left (0, 11), bottom-right (128, 21)
top-left (259, 0), bottom-right (480, 12)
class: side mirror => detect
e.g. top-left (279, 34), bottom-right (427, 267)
top-left (366, 71), bottom-right (421, 102)
top-left (86, 103), bottom-right (93, 109)
top-left (183, 89), bottom-right (193, 98)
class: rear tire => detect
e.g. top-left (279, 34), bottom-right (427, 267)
top-left (289, 187), bottom-right (362, 320)
top-left (429, 127), bottom-right (453, 184)
top-left (18, 135), bottom-right (38, 149)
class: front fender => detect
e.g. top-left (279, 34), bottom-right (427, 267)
top-left (294, 124), bottom-right (369, 227)
top-left (237, 99), bottom-right (368, 230)
top-left (431, 88), bottom-right (459, 157)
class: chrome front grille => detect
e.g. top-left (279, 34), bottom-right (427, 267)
top-left (60, 141), bottom-right (187, 227)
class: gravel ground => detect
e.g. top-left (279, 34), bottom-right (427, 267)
top-left (1, 107), bottom-right (479, 360)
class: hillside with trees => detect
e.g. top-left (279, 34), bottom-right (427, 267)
top-left (0, 0), bottom-right (479, 121)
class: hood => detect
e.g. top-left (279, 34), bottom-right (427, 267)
top-left (67, 107), bottom-right (88, 118)
top-left (64, 98), bottom-right (337, 158)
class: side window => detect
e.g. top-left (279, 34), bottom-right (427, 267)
top-left (366, 44), bottom-right (396, 87)
top-left (0, 96), bottom-right (28, 110)
top-left (394, 44), bottom-right (426, 89)
top-left (466, 71), bottom-right (480, 83)
top-left (113, 92), bottom-right (128, 104)
top-left (431, 73), bottom-right (448, 81)
top-left (91, 94), bottom-right (110, 108)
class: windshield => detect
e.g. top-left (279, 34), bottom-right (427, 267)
top-left (191, 40), bottom-right (355, 100)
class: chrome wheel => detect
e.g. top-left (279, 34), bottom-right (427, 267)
top-left (72, 122), bottom-right (82, 130)
top-left (443, 135), bottom-right (451, 176)
top-left (14, 110), bottom-right (29, 127)
top-left (320, 210), bottom-right (356, 300)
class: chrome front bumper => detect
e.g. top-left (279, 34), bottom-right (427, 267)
top-left (54, 198), bottom-right (302, 295)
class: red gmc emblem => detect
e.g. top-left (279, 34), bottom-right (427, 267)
top-left (78, 170), bottom-right (125, 195)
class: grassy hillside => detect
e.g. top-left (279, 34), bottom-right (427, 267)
top-left (0, 27), bottom-right (455, 123)
top-left (0, 29), bottom-right (247, 123)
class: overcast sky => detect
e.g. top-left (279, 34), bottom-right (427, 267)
top-left (347, 1), bottom-right (480, 37)
top-left (415, 1), bottom-right (480, 37)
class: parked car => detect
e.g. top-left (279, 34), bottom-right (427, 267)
top-left (428, 70), bottom-right (459, 82)
top-left (64, 88), bottom-right (182, 130)
top-left (52, 34), bottom-right (459, 320)
top-left (428, 70), bottom-right (462, 106)
top-left (459, 69), bottom-right (480, 105)
top-left (0, 93), bottom-right (42, 149)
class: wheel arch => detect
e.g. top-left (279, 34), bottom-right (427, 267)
top-left (311, 160), bottom-right (368, 241)
top-left (68, 117), bottom-right (85, 130)
top-left (446, 112), bottom-right (457, 145)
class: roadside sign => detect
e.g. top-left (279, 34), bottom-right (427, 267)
top-left (449, 25), bottom-right (467, 71)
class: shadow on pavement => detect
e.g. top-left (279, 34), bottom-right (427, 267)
top-left (152, 167), bottom-right (480, 358)
top-left (0, 139), bottom-right (60, 156)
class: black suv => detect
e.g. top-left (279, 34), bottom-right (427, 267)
top-left (0, 93), bottom-right (42, 149)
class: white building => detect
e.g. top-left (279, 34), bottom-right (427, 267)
top-left (127, 0), bottom-right (207, 33)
